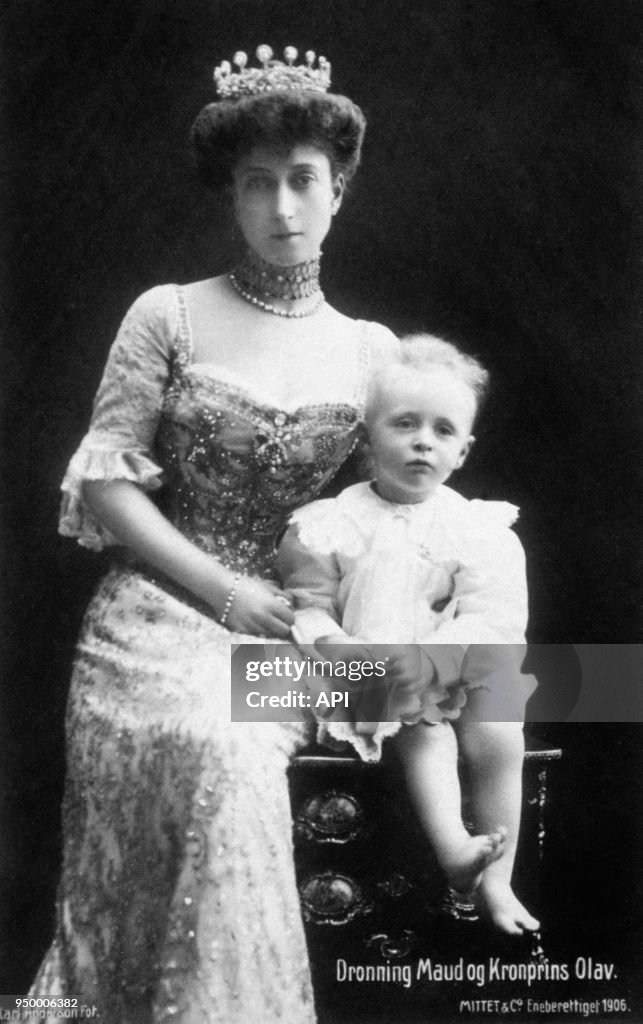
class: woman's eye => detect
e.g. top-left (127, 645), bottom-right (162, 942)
top-left (246, 177), bottom-right (271, 191)
top-left (293, 173), bottom-right (315, 188)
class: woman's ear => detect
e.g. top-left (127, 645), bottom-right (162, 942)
top-left (224, 183), bottom-right (239, 225)
top-left (225, 186), bottom-right (243, 244)
top-left (455, 435), bottom-right (475, 469)
top-left (331, 174), bottom-right (345, 215)
top-left (229, 184), bottom-right (240, 220)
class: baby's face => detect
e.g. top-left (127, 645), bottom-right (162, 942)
top-left (366, 366), bottom-right (476, 504)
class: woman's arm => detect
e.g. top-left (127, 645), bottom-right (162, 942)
top-left (63, 287), bottom-right (292, 636)
top-left (83, 479), bottom-right (294, 636)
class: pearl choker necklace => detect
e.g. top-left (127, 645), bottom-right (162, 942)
top-left (228, 272), bottom-right (325, 318)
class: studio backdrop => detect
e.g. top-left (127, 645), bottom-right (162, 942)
top-left (2, 0), bottom-right (642, 995)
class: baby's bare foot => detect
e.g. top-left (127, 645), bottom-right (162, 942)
top-left (446, 827), bottom-right (507, 895)
top-left (477, 876), bottom-right (540, 935)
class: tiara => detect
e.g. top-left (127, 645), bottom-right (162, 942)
top-left (214, 45), bottom-right (331, 99)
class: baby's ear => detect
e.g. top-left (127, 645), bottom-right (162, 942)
top-left (456, 435), bottom-right (475, 469)
top-left (356, 425), bottom-right (375, 479)
top-left (358, 421), bottom-right (371, 446)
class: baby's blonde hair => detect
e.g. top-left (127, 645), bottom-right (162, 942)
top-left (366, 333), bottom-right (489, 422)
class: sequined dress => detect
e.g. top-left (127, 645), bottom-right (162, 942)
top-left (32, 284), bottom-right (393, 1023)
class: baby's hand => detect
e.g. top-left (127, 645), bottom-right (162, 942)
top-left (314, 636), bottom-right (376, 665)
top-left (384, 645), bottom-right (434, 697)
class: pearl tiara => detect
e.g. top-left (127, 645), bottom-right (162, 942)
top-left (213, 45), bottom-right (332, 99)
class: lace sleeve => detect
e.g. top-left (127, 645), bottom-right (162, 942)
top-left (59, 285), bottom-right (178, 550)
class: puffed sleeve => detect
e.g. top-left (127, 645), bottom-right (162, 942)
top-left (58, 285), bottom-right (177, 550)
top-left (435, 516), bottom-right (529, 646)
top-left (277, 510), bottom-right (349, 645)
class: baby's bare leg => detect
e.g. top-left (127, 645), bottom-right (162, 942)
top-left (456, 694), bottom-right (540, 934)
top-left (393, 722), bottom-right (506, 894)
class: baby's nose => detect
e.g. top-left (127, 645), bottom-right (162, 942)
top-left (413, 434), bottom-right (432, 450)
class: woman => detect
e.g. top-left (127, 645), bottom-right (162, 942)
top-left (32, 46), bottom-right (397, 1023)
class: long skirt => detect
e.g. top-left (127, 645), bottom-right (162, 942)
top-left (31, 566), bottom-right (315, 1024)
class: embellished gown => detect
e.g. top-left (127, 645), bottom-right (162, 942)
top-left (32, 284), bottom-right (394, 1023)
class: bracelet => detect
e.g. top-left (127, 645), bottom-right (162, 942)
top-left (219, 572), bottom-right (242, 627)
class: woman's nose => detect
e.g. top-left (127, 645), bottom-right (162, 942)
top-left (274, 183), bottom-right (295, 219)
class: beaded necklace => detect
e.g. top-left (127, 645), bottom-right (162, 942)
top-left (228, 250), bottom-right (324, 318)
top-left (228, 272), bottom-right (324, 318)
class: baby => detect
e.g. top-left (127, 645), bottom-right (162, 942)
top-left (277, 335), bottom-right (539, 934)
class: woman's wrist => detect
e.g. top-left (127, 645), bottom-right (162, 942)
top-left (219, 572), bottom-right (242, 626)
top-left (189, 553), bottom-right (241, 617)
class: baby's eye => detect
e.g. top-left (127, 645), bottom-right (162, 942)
top-left (435, 424), bottom-right (454, 437)
top-left (395, 418), bottom-right (415, 430)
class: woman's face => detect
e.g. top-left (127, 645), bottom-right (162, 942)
top-left (232, 144), bottom-right (344, 266)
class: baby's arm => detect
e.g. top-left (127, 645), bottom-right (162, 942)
top-left (433, 525), bottom-right (529, 645)
top-left (427, 524), bottom-right (535, 719)
top-left (277, 516), bottom-right (352, 646)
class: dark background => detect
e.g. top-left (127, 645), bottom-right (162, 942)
top-left (1, 0), bottom-right (642, 1012)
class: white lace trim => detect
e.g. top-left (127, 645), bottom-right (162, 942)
top-left (468, 498), bottom-right (519, 528)
top-left (59, 445), bottom-right (164, 550)
top-left (289, 483), bottom-right (520, 562)
top-left (289, 499), bottom-right (367, 556)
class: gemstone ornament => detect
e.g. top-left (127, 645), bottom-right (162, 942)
top-left (214, 46), bottom-right (331, 98)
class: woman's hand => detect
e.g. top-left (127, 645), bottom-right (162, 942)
top-left (82, 481), bottom-right (294, 639)
top-left (223, 577), bottom-right (295, 638)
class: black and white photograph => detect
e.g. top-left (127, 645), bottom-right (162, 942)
top-left (2, 1), bottom-right (642, 1022)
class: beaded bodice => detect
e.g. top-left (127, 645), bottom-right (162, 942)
top-left (58, 284), bottom-right (381, 577)
top-left (151, 286), bottom-right (369, 577)
top-left (156, 368), bottom-right (365, 578)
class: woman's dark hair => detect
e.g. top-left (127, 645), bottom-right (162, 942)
top-left (190, 90), bottom-right (366, 192)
